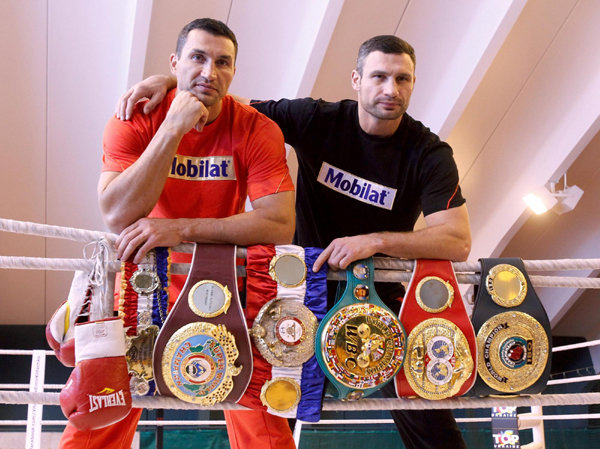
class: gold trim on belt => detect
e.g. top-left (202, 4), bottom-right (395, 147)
top-left (477, 311), bottom-right (549, 393)
top-left (161, 322), bottom-right (241, 405)
top-left (404, 318), bottom-right (473, 400)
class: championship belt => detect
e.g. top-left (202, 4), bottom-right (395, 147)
top-left (241, 245), bottom-right (328, 422)
top-left (471, 258), bottom-right (551, 396)
top-left (316, 258), bottom-right (406, 401)
top-left (119, 247), bottom-right (170, 396)
top-left (395, 259), bottom-right (476, 400)
top-left (153, 244), bottom-right (252, 405)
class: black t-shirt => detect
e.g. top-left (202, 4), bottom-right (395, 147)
top-left (250, 98), bottom-right (465, 310)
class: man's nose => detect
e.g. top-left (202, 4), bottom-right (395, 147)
top-left (201, 62), bottom-right (217, 80)
top-left (383, 81), bottom-right (399, 97)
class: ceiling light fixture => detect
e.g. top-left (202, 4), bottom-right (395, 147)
top-left (523, 173), bottom-right (583, 215)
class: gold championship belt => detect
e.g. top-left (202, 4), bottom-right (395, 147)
top-left (240, 245), bottom-right (328, 423)
top-left (252, 297), bottom-right (318, 367)
top-left (154, 244), bottom-right (252, 404)
top-left (161, 322), bottom-right (241, 404)
top-left (316, 258), bottom-right (405, 401)
top-left (471, 258), bottom-right (552, 395)
top-left (120, 247), bottom-right (170, 396)
top-left (251, 246), bottom-right (317, 367)
top-left (395, 260), bottom-right (477, 399)
top-left (403, 318), bottom-right (474, 399)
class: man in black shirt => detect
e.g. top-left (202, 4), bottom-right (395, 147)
top-left (118, 34), bottom-right (471, 449)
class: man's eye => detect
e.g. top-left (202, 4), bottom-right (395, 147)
top-left (217, 60), bottom-right (229, 67)
top-left (191, 55), bottom-right (205, 62)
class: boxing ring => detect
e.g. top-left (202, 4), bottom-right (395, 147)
top-left (2, 218), bottom-right (600, 449)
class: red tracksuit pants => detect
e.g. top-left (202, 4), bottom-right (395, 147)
top-left (58, 408), bottom-right (295, 449)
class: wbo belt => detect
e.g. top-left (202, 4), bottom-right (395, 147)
top-left (119, 247), bottom-right (170, 397)
top-left (316, 258), bottom-right (406, 401)
top-left (241, 244), bottom-right (328, 422)
top-left (395, 259), bottom-right (476, 400)
top-left (471, 258), bottom-right (551, 396)
top-left (153, 244), bottom-right (252, 405)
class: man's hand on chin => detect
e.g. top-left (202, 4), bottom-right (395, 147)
top-left (115, 218), bottom-right (186, 263)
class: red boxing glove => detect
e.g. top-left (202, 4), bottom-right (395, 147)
top-left (60, 318), bottom-right (132, 430)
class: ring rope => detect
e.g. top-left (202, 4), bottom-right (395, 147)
top-left (3, 218), bottom-right (600, 273)
top-left (2, 415), bottom-right (600, 427)
top-left (2, 391), bottom-right (600, 411)
top-left (1, 255), bottom-right (599, 288)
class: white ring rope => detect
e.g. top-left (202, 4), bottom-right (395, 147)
top-left (2, 391), bottom-right (600, 411)
top-left (3, 375), bottom-right (597, 391)
top-left (2, 217), bottom-right (600, 273)
top-left (1, 255), bottom-right (599, 288)
top-left (2, 415), bottom-right (600, 427)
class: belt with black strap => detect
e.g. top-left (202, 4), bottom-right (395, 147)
top-left (471, 258), bottom-right (552, 396)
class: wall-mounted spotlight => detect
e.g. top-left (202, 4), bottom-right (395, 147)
top-left (523, 173), bottom-right (583, 215)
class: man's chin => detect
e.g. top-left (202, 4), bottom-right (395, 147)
top-left (192, 92), bottom-right (220, 107)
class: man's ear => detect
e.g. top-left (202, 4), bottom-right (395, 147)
top-left (351, 69), bottom-right (361, 92)
top-left (169, 54), bottom-right (178, 76)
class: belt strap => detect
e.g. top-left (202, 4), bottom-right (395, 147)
top-left (241, 244), bottom-right (328, 422)
top-left (153, 244), bottom-right (252, 402)
top-left (316, 257), bottom-right (405, 401)
top-left (471, 258), bottom-right (552, 396)
top-left (395, 259), bottom-right (476, 399)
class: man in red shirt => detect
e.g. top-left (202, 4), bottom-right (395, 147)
top-left (58, 18), bottom-right (296, 449)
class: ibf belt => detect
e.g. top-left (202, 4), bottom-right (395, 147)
top-left (395, 259), bottom-right (476, 400)
top-left (241, 245), bottom-right (328, 423)
top-left (316, 258), bottom-right (405, 401)
top-left (471, 258), bottom-right (551, 395)
top-left (119, 247), bottom-right (170, 396)
top-left (153, 244), bottom-right (251, 404)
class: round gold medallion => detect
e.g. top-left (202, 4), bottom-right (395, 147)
top-left (188, 280), bottom-right (232, 318)
top-left (251, 298), bottom-right (318, 367)
top-left (260, 377), bottom-right (301, 413)
top-left (404, 318), bottom-right (474, 400)
top-left (486, 264), bottom-right (527, 308)
top-left (477, 311), bottom-right (549, 393)
top-left (161, 322), bottom-right (241, 405)
top-left (321, 303), bottom-right (405, 389)
top-left (269, 253), bottom-right (307, 288)
top-left (415, 276), bottom-right (454, 313)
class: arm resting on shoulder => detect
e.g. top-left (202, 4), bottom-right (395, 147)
top-left (116, 74), bottom-right (251, 119)
top-left (313, 204), bottom-right (471, 271)
top-left (115, 190), bottom-right (296, 263)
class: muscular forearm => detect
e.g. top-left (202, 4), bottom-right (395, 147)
top-left (373, 224), bottom-right (471, 262)
top-left (99, 126), bottom-right (183, 232)
top-left (115, 191), bottom-right (296, 262)
top-left (179, 205), bottom-right (294, 246)
top-left (313, 205), bottom-right (471, 271)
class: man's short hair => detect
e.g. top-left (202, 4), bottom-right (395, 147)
top-left (176, 18), bottom-right (238, 61)
top-left (356, 35), bottom-right (416, 76)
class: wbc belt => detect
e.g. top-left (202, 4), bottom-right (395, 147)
top-left (241, 244), bottom-right (328, 422)
top-left (153, 244), bottom-right (252, 405)
top-left (471, 258), bottom-right (551, 396)
top-left (395, 259), bottom-right (476, 400)
top-left (119, 247), bottom-right (170, 396)
top-left (316, 258), bottom-right (405, 401)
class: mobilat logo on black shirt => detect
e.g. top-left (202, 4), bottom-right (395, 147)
top-left (317, 162), bottom-right (396, 210)
top-left (168, 155), bottom-right (236, 181)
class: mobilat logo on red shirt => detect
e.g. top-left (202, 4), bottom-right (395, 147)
top-left (317, 162), bottom-right (396, 210)
top-left (169, 155), bottom-right (236, 181)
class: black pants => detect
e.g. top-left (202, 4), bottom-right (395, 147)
top-left (381, 381), bottom-right (467, 449)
